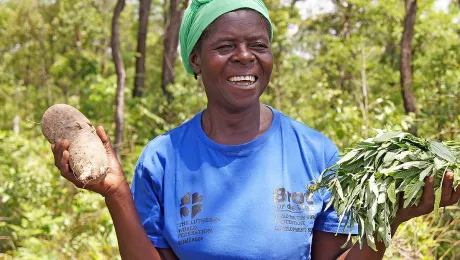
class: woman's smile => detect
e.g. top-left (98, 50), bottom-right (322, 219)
top-left (227, 75), bottom-right (258, 89)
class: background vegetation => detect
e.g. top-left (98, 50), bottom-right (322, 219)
top-left (0, 0), bottom-right (459, 259)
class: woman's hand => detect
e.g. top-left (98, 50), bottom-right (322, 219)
top-left (394, 171), bottom-right (460, 225)
top-left (51, 126), bottom-right (128, 198)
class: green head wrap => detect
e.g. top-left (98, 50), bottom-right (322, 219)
top-left (179, 0), bottom-right (273, 75)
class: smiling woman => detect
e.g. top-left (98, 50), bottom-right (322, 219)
top-left (187, 9), bottom-right (275, 145)
top-left (49, 0), bottom-right (460, 259)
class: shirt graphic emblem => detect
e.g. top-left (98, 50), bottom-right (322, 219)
top-left (272, 187), bottom-right (317, 234)
top-left (180, 192), bottom-right (203, 218)
top-left (177, 192), bottom-right (220, 246)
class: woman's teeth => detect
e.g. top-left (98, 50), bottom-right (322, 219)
top-left (228, 75), bottom-right (256, 86)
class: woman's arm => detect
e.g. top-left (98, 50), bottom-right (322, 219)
top-left (105, 182), bottom-right (162, 259)
top-left (312, 172), bottom-right (460, 260)
top-left (52, 126), bottom-right (176, 260)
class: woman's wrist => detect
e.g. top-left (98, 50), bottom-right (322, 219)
top-left (390, 216), bottom-right (404, 236)
top-left (104, 179), bottom-right (131, 203)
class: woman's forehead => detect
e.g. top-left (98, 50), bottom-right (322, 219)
top-left (202, 9), bottom-right (271, 40)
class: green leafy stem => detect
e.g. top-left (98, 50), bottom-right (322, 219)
top-left (309, 131), bottom-right (460, 251)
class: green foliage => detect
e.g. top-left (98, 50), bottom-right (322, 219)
top-left (1, 0), bottom-right (459, 258)
top-left (0, 131), bottom-right (119, 258)
top-left (309, 131), bottom-right (460, 250)
top-left (386, 208), bottom-right (460, 259)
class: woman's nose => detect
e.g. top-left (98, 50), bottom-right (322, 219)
top-left (231, 45), bottom-right (255, 64)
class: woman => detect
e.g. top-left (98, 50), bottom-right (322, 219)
top-left (52, 0), bottom-right (460, 259)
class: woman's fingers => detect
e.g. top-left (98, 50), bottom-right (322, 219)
top-left (96, 125), bottom-right (123, 175)
top-left (440, 171), bottom-right (454, 206)
top-left (421, 176), bottom-right (435, 208)
top-left (51, 139), bottom-right (83, 188)
top-left (59, 150), bottom-right (86, 189)
top-left (59, 150), bottom-right (72, 176)
top-left (397, 172), bottom-right (459, 223)
top-left (53, 138), bottom-right (68, 169)
top-left (52, 139), bottom-right (61, 167)
top-left (59, 140), bottom-right (70, 168)
top-left (448, 184), bottom-right (460, 205)
top-left (96, 126), bottom-right (115, 155)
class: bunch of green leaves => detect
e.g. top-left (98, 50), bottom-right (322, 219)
top-left (309, 131), bottom-right (460, 251)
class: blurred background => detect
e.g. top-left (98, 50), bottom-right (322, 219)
top-left (0, 0), bottom-right (459, 259)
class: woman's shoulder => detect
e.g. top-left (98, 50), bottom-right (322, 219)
top-left (274, 110), bottom-right (339, 169)
top-left (141, 113), bottom-right (201, 156)
top-left (276, 110), bottom-right (335, 146)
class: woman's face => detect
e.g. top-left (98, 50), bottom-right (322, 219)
top-left (190, 9), bottom-right (273, 112)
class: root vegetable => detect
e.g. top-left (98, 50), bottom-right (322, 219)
top-left (41, 104), bottom-right (109, 184)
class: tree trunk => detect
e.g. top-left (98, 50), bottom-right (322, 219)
top-left (400, 0), bottom-right (418, 135)
top-left (13, 115), bottom-right (19, 135)
top-left (337, 1), bottom-right (351, 91)
top-left (161, 0), bottom-right (188, 103)
top-left (111, 0), bottom-right (126, 159)
top-left (361, 44), bottom-right (369, 138)
top-left (133, 0), bottom-right (152, 98)
top-left (100, 0), bottom-right (111, 75)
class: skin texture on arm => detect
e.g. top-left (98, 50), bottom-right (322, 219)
top-left (312, 172), bottom-right (460, 260)
top-left (52, 126), bottom-right (178, 260)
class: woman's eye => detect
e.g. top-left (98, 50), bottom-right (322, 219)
top-left (216, 45), bottom-right (233, 52)
top-left (252, 43), bottom-right (268, 50)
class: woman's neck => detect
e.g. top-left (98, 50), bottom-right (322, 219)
top-left (201, 103), bottom-right (273, 145)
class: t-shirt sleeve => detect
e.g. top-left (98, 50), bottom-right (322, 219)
top-left (131, 143), bottom-right (170, 248)
top-left (313, 144), bottom-right (358, 235)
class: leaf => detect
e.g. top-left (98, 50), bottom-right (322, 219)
top-left (374, 131), bottom-right (403, 143)
top-left (374, 149), bottom-right (388, 168)
top-left (434, 187), bottom-right (442, 217)
top-left (403, 180), bottom-right (424, 208)
top-left (324, 195), bottom-right (335, 211)
top-left (429, 141), bottom-right (456, 164)
top-left (434, 170), bottom-right (447, 217)
top-left (367, 202), bottom-right (377, 222)
top-left (392, 168), bottom-right (423, 179)
top-left (365, 228), bottom-right (377, 251)
top-left (382, 204), bottom-right (392, 246)
top-left (396, 177), bottom-right (412, 193)
top-left (382, 151), bottom-right (398, 166)
top-left (419, 165), bottom-right (434, 181)
top-left (364, 150), bottom-right (378, 160)
top-left (387, 182), bottom-right (396, 204)
top-left (386, 161), bottom-right (431, 173)
top-left (368, 175), bottom-right (379, 197)
top-left (335, 179), bottom-right (344, 200)
top-left (434, 157), bottom-right (446, 170)
top-left (358, 215), bottom-right (365, 239)
top-left (394, 151), bottom-right (412, 162)
top-left (454, 168), bottom-right (460, 191)
top-left (337, 149), bottom-right (360, 165)
top-left (377, 192), bottom-right (386, 204)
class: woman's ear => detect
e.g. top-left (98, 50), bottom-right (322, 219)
top-left (189, 50), bottom-right (201, 75)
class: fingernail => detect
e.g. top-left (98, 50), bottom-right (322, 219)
top-left (429, 177), bottom-right (434, 182)
top-left (447, 172), bottom-right (453, 180)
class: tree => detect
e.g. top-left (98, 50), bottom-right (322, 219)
top-left (133, 0), bottom-right (152, 98)
top-left (400, 0), bottom-right (418, 135)
top-left (161, 0), bottom-right (188, 102)
top-left (111, 0), bottom-right (126, 159)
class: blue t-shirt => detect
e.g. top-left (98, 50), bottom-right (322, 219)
top-left (131, 107), bottom-right (357, 260)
